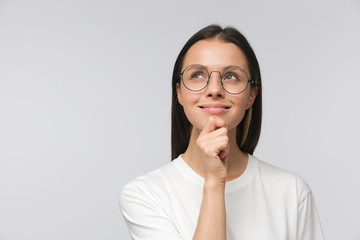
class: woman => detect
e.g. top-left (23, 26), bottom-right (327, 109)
top-left (120, 24), bottom-right (324, 240)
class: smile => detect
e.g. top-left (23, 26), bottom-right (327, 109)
top-left (199, 104), bottom-right (231, 115)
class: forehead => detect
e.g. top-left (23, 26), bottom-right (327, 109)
top-left (183, 39), bottom-right (249, 72)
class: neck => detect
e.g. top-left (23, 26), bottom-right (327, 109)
top-left (182, 126), bottom-right (248, 181)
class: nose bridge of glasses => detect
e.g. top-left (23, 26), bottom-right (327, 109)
top-left (206, 71), bottom-right (224, 93)
top-left (208, 70), bottom-right (222, 82)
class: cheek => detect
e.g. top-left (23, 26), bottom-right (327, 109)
top-left (180, 89), bottom-right (197, 107)
top-left (226, 95), bottom-right (250, 129)
top-left (228, 109), bottom-right (246, 130)
top-left (179, 90), bottom-right (207, 129)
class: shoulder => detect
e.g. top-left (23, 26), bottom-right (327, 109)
top-left (119, 161), bottom-right (176, 209)
top-left (253, 155), bottom-right (312, 203)
top-left (120, 164), bottom-right (169, 197)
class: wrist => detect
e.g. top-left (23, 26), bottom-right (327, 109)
top-left (204, 179), bottom-right (225, 193)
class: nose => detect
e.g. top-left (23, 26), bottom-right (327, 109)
top-left (206, 71), bottom-right (224, 98)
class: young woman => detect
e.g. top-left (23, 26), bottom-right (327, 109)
top-left (120, 24), bottom-right (324, 240)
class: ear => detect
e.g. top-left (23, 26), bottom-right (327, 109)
top-left (246, 86), bottom-right (258, 109)
top-left (176, 83), bottom-right (183, 105)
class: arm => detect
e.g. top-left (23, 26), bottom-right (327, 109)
top-left (297, 191), bottom-right (325, 240)
top-left (193, 180), bottom-right (226, 240)
top-left (193, 117), bottom-right (229, 240)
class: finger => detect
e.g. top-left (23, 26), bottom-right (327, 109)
top-left (218, 142), bottom-right (230, 162)
top-left (200, 117), bottom-right (227, 136)
top-left (197, 128), bottom-right (228, 151)
top-left (200, 133), bottom-right (228, 149)
top-left (211, 117), bottom-right (227, 130)
top-left (203, 126), bottom-right (228, 139)
top-left (198, 136), bottom-right (229, 158)
top-left (219, 150), bottom-right (228, 162)
top-left (200, 117), bottom-right (217, 135)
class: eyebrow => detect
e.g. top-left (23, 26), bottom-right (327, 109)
top-left (202, 65), bottom-right (245, 72)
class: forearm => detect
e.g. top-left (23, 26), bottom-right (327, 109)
top-left (193, 180), bottom-right (226, 240)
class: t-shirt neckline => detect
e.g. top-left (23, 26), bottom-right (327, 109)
top-left (173, 154), bottom-right (258, 192)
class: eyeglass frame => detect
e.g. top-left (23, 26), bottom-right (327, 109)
top-left (179, 64), bottom-right (256, 95)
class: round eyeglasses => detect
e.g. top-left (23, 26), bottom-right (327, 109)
top-left (180, 64), bottom-right (255, 95)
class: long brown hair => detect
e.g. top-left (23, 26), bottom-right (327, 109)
top-left (171, 24), bottom-right (262, 160)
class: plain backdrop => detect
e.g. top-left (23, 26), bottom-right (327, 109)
top-left (0, 0), bottom-right (359, 239)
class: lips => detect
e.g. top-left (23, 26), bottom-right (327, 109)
top-left (199, 103), bottom-right (231, 115)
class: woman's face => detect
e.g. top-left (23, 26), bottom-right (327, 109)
top-left (176, 39), bottom-right (257, 131)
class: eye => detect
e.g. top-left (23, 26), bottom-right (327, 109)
top-left (191, 71), bottom-right (207, 79)
top-left (224, 73), bottom-right (240, 81)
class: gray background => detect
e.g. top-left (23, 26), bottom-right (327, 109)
top-left (0, 0), bottom-right (359, 239)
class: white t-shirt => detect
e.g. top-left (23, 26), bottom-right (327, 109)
top-left (120, 155), bottom-right (324, 240)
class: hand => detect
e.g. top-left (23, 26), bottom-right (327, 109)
top-left (196, 117), bottom-right (229, 184)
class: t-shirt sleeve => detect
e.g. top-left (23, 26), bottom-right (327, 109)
top-left (119, 181), bottom-right (183, 240)
top-left (297, 191), bottom-right (325, 240)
